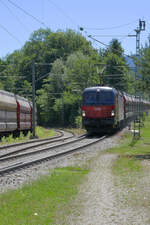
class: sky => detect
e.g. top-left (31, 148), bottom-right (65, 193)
top-left (0, 0), bottom-right (150, 58)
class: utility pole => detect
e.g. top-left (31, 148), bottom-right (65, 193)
top-left (32, 60), bottom-right (36, 138)
top-left (128, 19), bottom-right (146, 138)
top-left (31, 62), bottom-right (52, 138)
top-left (128, 19), bottom-right (145, 56)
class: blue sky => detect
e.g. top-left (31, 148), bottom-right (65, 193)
top-left (0, 0), bottom-right (150, 58)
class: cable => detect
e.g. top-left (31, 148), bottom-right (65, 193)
top-left (0, 22), bottom-right (22, 45)
top-left (7, 0), bottom-right (47, 28)
top-left (118, 29), bottom-right (135, 43)
top-left (84, 19), bottom-right (138, 30)
top-left (92, 35), bottom-right (129, 37)
top-left (0, 0), bottom-right (30, 33)
top-left (46, 0), bottom-right (78, 27)
top-left (84, 32), bottom-right (135, 60)
top-left (87, 35), bottom-right (109, 47)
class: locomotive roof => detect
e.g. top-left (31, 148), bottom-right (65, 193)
top-left (83, 86), bottom-right (117, 93)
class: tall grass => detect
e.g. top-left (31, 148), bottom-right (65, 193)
top-left (0, 127), bottom-right (56, 145)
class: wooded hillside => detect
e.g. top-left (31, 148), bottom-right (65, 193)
top-left (0, 28), bottom-right (149, 127)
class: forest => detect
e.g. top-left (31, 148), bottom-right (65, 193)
top-left (0, 28), bottom-right (150, 128)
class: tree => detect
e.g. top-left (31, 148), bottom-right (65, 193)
top-left (109, 39), bottom-right (124, 57)
top-left (139, 46), bottom-right (150, 97)
top-left (65, 51), bottom-right (99, 91)
top-left (102, 39), bottom-right (130, 91)
top-left (36, 58), bottom-right (66, 126)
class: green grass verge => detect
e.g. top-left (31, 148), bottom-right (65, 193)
top-left (108, 113), bottom-right (150, 158)
top-left (107, 115), bottom-right (150, 210)
top-left (0, 126), bottom-right (56, 145)
top-left (35, 126), bottom-right (55, 139)
top-left (65, 128), bottom-right (86, 136)
top-left (0, 167), bottom-right (89, 225)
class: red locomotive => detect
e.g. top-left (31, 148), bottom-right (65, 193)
top-left (81, 86), bottom-right (150, 133)
top-left (0, 90), bottom-right (32, 137)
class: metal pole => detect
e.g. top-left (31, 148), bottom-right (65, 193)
top-left (32, 60), bottom-right (36, 138)
top-left (61, 94), bottom-right (64, 127)
top-left (132, 19), bottom-right (145, 139)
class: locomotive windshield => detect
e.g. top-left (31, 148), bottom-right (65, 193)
top-left (82, 90), bottom-right (115, 106)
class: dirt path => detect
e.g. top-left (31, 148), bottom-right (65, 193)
top-left (65, 153), bottom-right (150, 225)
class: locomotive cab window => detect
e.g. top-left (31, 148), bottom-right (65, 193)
top-left (82, 90), bottom-right (115, 106)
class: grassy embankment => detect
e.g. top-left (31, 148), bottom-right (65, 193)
top-left (108, 115), bottom-right (150, 173)
top-left (107, 113), bottom-right (150, 210)
top-left (0, 126), bottom-right (88, 225)
top-left (0, 126), bottom-right (56, 145)
top-left (0, 167), bottom-right (89, 225)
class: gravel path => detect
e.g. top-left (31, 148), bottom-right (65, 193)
top-left (66, 153), bottom-right (119, 225)
top-left (65, 153), bottom-right (150, 225)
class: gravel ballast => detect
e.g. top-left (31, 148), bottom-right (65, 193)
top-left (0, 129), bottom-right (150, 224)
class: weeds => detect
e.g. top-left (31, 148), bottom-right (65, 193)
top-left (0, 127), bottom-right (55, 145)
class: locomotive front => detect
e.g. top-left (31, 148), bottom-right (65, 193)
top-left (81, 86), bottom-right (117, 133)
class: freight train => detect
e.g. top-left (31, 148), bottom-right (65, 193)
top-left (81, 86), bottom-right (150, 133)
top-left (0, 90), bottom-right (32, 138)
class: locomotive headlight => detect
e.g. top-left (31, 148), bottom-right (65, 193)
top-left (111, 110), bottom-right (115, 116)
top-left (82, 110), bottom-right (86, 117)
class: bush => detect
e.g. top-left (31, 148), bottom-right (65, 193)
top-left (75, 116), bottom-right (82, 128)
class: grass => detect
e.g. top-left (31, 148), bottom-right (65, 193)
top-left (0, 126), bottom-right (56, 146)
top-left (0, 167), bottom-right (89, 225)
top-left (107, 114), bottom-right (150, 209)
top-left (35, 126), bottom-right (55, 139)
top-left (108, 118), bottom-right (150, 177)
top-left (108, 114), bottom-right (150, 156)
top-left (65, 128), bottom-right (86, 136)
top-left (112, 156), bottom-right (142, 176)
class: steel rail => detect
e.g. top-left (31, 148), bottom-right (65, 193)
top-left (0, 131), bottom-right (76, 159)
top-left (0, 136), bottom-right (106, 175)
top-left (0, 129), bottom-right (64, 150)
top-left (0, 135), bottom-right (87, 162)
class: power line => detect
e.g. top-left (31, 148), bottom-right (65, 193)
top-left (86, 34), bottom-right (109, 47)
top-left (7, 0), bottom-right (47, 28)
top-left (46, 0), bottom-right (78, 27)
top-left (83, 32), bottom-right (135, 60)
top-left (92, 35), bottom-right (129, 37)
top-left (118, 29), bottom-right (135, 43)
top-left (0, 0), bottom-right (30, 33)
top-left (83, 19), bottom-right (138, 30)
top-left (0, 22), bottom-right (22, 45)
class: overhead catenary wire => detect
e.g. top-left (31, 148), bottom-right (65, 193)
top-left (92, 35), bottom-right (129, 37)
top-left (0, 0), bottom-right (30, 33)
top-left (118, 29), bottom-right (137, 43)
top-left (80, 19), bottom-right (146, 61)
top-left (0, 22), bottom-right (22, 45)
top-left (86, 33), bottom-right (136, 60)
top-left (46, 0), bottom-right (78, 27)
top-left (83, 19), bottom-right (138, 31)
top-left (7, 0), bottom-right (47, 28)
top-left (79, 30), bottom-right (138, 75)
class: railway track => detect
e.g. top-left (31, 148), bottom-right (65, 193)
top-left (0, 129), bottom-right (74, 159)
top-left (0, 130), bottom-right (106, 175)
top-left (0, 129), bottom-right (64, 152)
